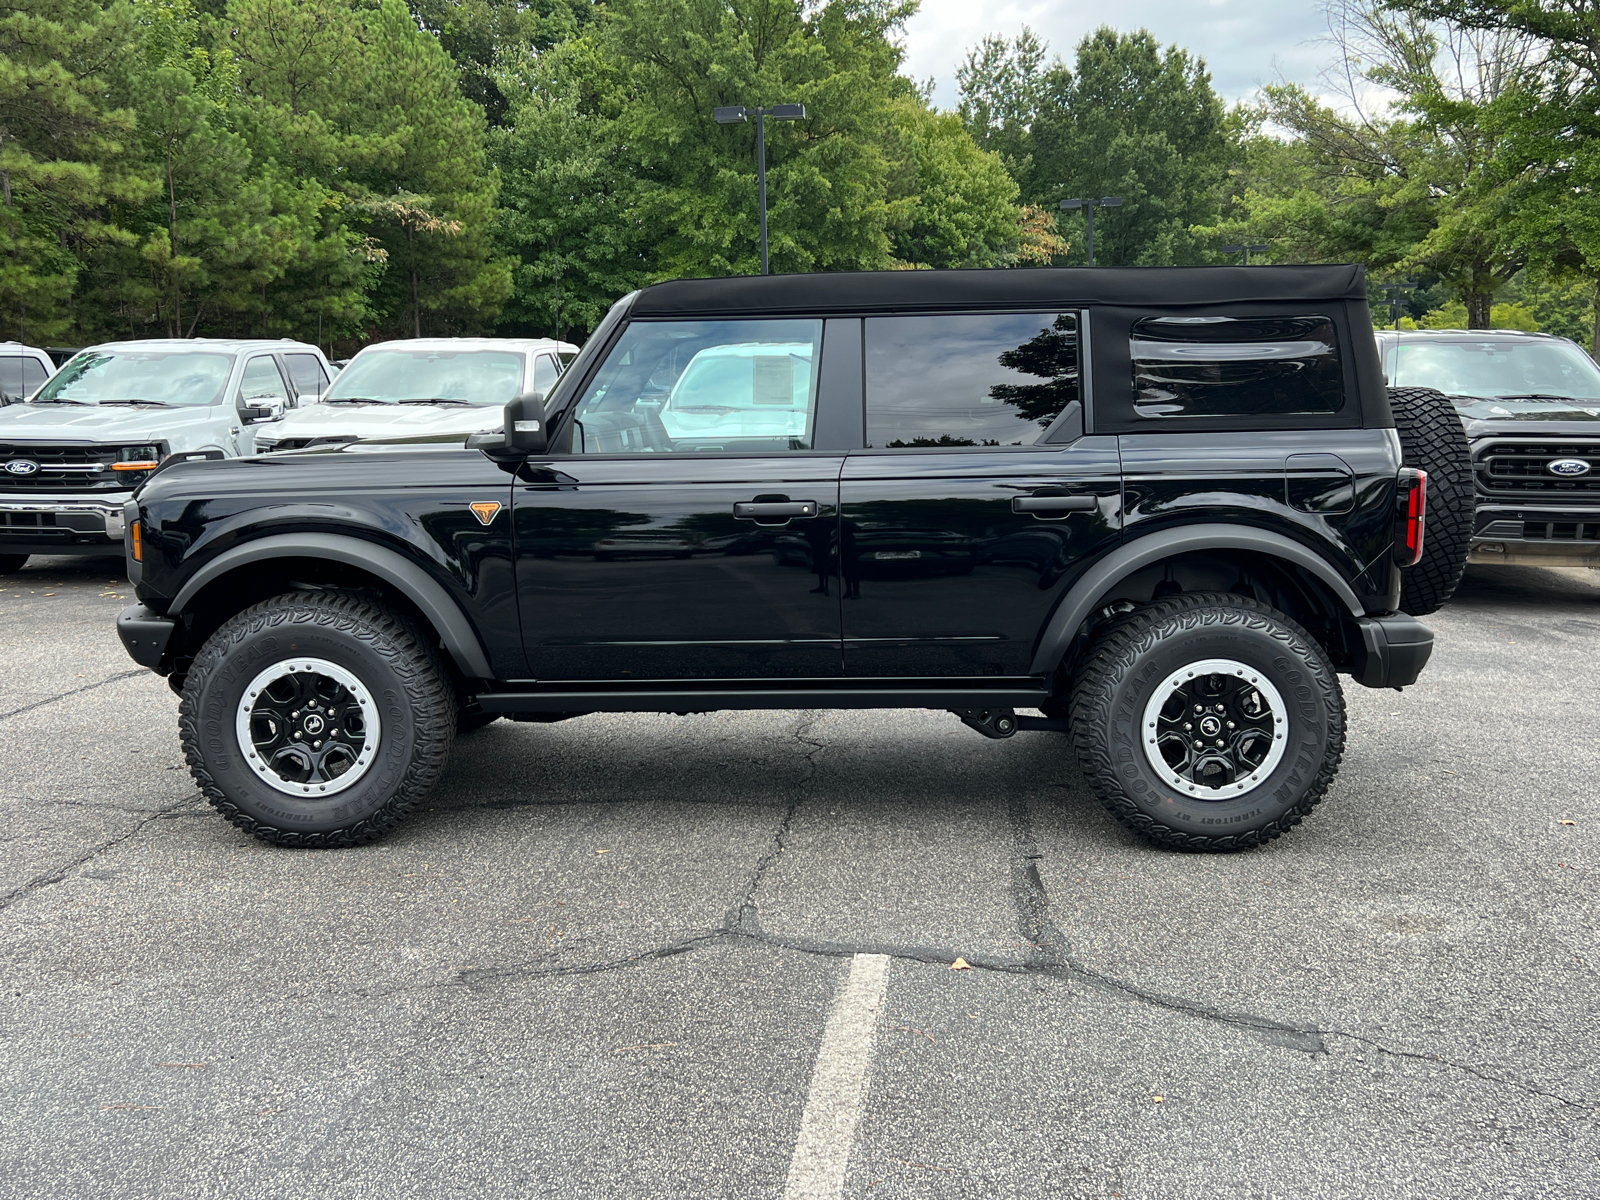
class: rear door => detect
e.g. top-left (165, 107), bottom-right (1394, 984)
top-left (512, 316), bottom-right (856, 681)
top-left (839, 311), bottom-right (1122, 678)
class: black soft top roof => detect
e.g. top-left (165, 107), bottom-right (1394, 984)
top-left (629, 264), bottom-right (1368, 317)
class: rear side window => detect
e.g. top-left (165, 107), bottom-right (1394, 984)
top-left (284, 353), bottom-right (329, 396)
top-left (532, 353), bottom-right (560, 394)
top-left (0, 356), bottom-right (48, 397)
top-left (865, 313), bottom-right (1080, 447)
top-left (1131, 315), bottom-right (1343, 419)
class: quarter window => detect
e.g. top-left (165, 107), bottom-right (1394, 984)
top-left (569, 319), bottom-right (822, 454)
top-left (284, 353), bottom-right (329, 397)
top-left (1131, 315), bottom-right (1344, 419)
top-left (532, 353), bottom-right (560, 394)
top-left (864, 313), bottom-right (1080, 448)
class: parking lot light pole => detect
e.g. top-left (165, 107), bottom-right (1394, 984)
top-left (713, 104), bottom-right (806, 275)
top-left (1380, 281), bottom-right (1417, 330)
top-left (1222, 242), bottom-right (1270, 265)
top-left (1059, 197), bottom-right (1122, 266)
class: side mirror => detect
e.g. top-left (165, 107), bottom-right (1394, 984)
top-left (295, 387), bottom-right (322, 407)
top-left (504, 392), bottom-right (548, 455)
top-left (242, 399), bottom-right (285, 423)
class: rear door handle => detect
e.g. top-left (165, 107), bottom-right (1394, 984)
top-left (1012, 495), bottom-right (1097, 516)
top-left (734, 500), bottom-right (818, 520)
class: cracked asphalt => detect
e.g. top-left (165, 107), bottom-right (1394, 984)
top-left (2, 555), bottom-right (1597, 1199)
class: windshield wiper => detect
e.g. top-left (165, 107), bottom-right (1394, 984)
top-left (398, 397), bottom-right (474, 406)
top-left (1494, 393), bottom-right (1583, 401)
top-left (31, 397), bottom-right (91, 406)
top-left (322, 396), bottom-right (391, 405)
top-left (101, 398), bottom-right (175, 408)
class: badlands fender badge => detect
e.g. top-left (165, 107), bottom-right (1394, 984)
top-left (469, 501), bottom-right (502, 526)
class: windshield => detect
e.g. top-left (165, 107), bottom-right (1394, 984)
top-left (1393, 339), bottom-right (1600, 401)
top-left (322, 348), bottom-right (525, 405)
top-left (32, 351), bottom-right (233, 406)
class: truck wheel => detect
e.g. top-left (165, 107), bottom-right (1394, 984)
top-left (1068, 593), bottom-right (1345, 852)
top-left (179, 592), bottom-right (456, 847)
top-left (1389, 386), bottom-right (1472, 616)
top-left (0, 554), bottom-right (27, 574)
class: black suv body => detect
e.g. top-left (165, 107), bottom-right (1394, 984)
top-left (1375, 329), bottom-right (1600, 569)
top-left (117, 266), bottom-right (1436, 851)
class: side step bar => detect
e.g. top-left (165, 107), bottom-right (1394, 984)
top-left (476, 682), bottom-right (1051, 715)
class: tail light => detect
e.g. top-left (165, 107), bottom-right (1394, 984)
top-left (1394, 468), bottom-right (1426, 566)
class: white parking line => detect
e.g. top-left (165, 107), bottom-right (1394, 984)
top-left (784, 952), bottom-right (892, 1200)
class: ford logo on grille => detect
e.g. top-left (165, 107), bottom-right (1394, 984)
top-left (4, 459), bottom-right (40, 476)
top-left (1548, 458), bottom-right (1592, 477)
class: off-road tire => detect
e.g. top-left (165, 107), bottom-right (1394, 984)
top-left (0, 554), bottom-right (27, 574)
top-left (1069, 593), bottom-right (1346, 852)
top-left (180, 591), bottom-right (456, 847)
top-left (1389, 386), bottom-right (1472, 616)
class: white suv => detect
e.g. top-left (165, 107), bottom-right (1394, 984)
top-left (0, 338), bottom-right (335, 573)
top-left (254, 337), bottom-right (579, 453)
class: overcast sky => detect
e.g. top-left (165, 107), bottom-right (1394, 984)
top-left (901, 0), bottom-right (1339, 110)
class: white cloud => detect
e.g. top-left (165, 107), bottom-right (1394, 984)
top-left (899, 0), bottom-right (1339, 110)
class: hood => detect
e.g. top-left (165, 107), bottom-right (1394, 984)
top-left (268, 402), bottom-right (505, 441)
top-left (1454, 396), bottom-right (1600, 439)
top-left (0, 401), bottom-right (221, 444)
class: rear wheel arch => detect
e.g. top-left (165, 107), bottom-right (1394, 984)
top-left (1032, 526), bottom-right (1366, 681)
top-left (163, 535), bottom-right (494, 683)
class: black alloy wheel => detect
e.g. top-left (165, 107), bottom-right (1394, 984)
top-left (180, 591), bottom-right (456, 847)
top-left (1069, 592), bottom-right (1346, 851)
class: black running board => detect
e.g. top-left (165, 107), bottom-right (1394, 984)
top-left (475, 682), bottom-right (1051, 715)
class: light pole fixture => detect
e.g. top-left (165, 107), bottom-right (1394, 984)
top-left (714, 103), bottom-right (806, 276)
top-left (1222, 242), bottom-right (1270, 265)
top-left (1379, 281), bottom-right (1417, 330)
top-left (1059, 197), bottom-right (1122, 266)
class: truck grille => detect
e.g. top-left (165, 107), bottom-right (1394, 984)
top-left (0, 443), bottom-right (127, 492)
top-left (1474, 440), bottom-right (1600, 498)
top-left (1478, 518), bottom-right (1600, 541)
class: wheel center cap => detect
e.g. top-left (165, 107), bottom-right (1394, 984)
top-left (1198, 715), bottom-right (1222, 737)
top-left (302, 713), bottom-right (326, 736)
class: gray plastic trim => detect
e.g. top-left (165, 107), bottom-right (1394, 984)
top-left (1028, 523), bottom-right (1366, 675)
top-left (168, 533), bottom-right (495, 679)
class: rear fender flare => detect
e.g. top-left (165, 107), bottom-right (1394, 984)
top-left (1029, 524), bottom-right (1365, 675)
top-left (168, 533), bottom-right (494, 680)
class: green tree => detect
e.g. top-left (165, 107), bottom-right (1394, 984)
top-left (407, 0), bottom-right (592, 126)
top-left (888, 101), bottom-right (1020, 268)
top-left (1023, 28), bottom-right (1235, 266)
top-left (955, 27), bottom-right (1047, 181)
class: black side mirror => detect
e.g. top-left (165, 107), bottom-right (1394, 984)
top-left (505, 392), bottom-right (548, 455)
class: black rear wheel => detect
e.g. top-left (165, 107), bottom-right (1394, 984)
top-left (180, 592), bottom-right (456, 847)
top-left (1389, 386), bottom-right (1472, 616)
top-left (1069, 593), bottom-right (1346, 851)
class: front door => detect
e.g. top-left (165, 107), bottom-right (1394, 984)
top-left (840, 311), bottom-right (1123, 678)
top-left (513, 316), bottom-right (850, 681)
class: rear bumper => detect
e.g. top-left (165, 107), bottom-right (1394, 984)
top-left (0, 494), bottom-right (128, 556)
top-left (1352, 613), bottom-right (1434, 689)
top-left (117, 604), bottom-right (175, 670)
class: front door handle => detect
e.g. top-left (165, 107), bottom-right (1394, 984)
top-left (734, 500), bottom-right (818, 521)
top-left (1012, 494), bottom-right (1098, 516)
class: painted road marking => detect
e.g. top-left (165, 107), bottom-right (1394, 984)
top-left (784, 952), bottom-right (892, 1199)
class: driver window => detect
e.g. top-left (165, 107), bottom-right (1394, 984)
top-left (569, 319), bottom-right (822, 454)
top-left (238, 356), bottom-right (290, 405)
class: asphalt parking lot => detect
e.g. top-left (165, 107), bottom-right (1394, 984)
top-left (1, 556), bottom-right (1597, 1199)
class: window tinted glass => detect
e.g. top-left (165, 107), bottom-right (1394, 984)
top-left (1393, 338), bottom-right (1600, 400)
top-left (532, 354), bottom-right (559, 393)
top-left (0, 357), bottom-right (30, 397)
top-left (34, 351), bottom-right (233, 407)
top-left (1132, 315), bottom-right (1343, 419)
top-left (571, 319), bottom-right (821, 454)
top-left (865, 313), bottom-right (1079, 448)
top-left (238, 356), bottom-right (289, 403)
top-left (284, 353), bottom-right (329, 395)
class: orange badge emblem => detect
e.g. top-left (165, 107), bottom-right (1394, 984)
top-left (469, 501), bottom-right (502, 526)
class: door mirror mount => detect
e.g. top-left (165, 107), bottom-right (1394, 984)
top-left (241, 399), bottom-right (285, 423)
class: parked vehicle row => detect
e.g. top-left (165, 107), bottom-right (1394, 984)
top-left (0, 335), bottom-right (574, 573)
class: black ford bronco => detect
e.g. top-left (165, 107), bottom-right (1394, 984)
top-left (116, 266), bottom-right (1468, 851)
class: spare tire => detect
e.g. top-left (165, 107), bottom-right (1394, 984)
top-left (1389, 386), bottom-right (1472, 616)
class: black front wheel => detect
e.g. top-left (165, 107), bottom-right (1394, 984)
top-left (180, 592), bottom-right (456, 847)
top-left (1069, 593), bottom-right (1346, 851)
top-left (0, 554), bottom-right (27, 574)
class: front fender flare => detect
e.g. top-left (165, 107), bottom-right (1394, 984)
top-left (168, 533), bottom-right (495, 680)
top-left (1029, 524), bottom-right (1366, 676)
